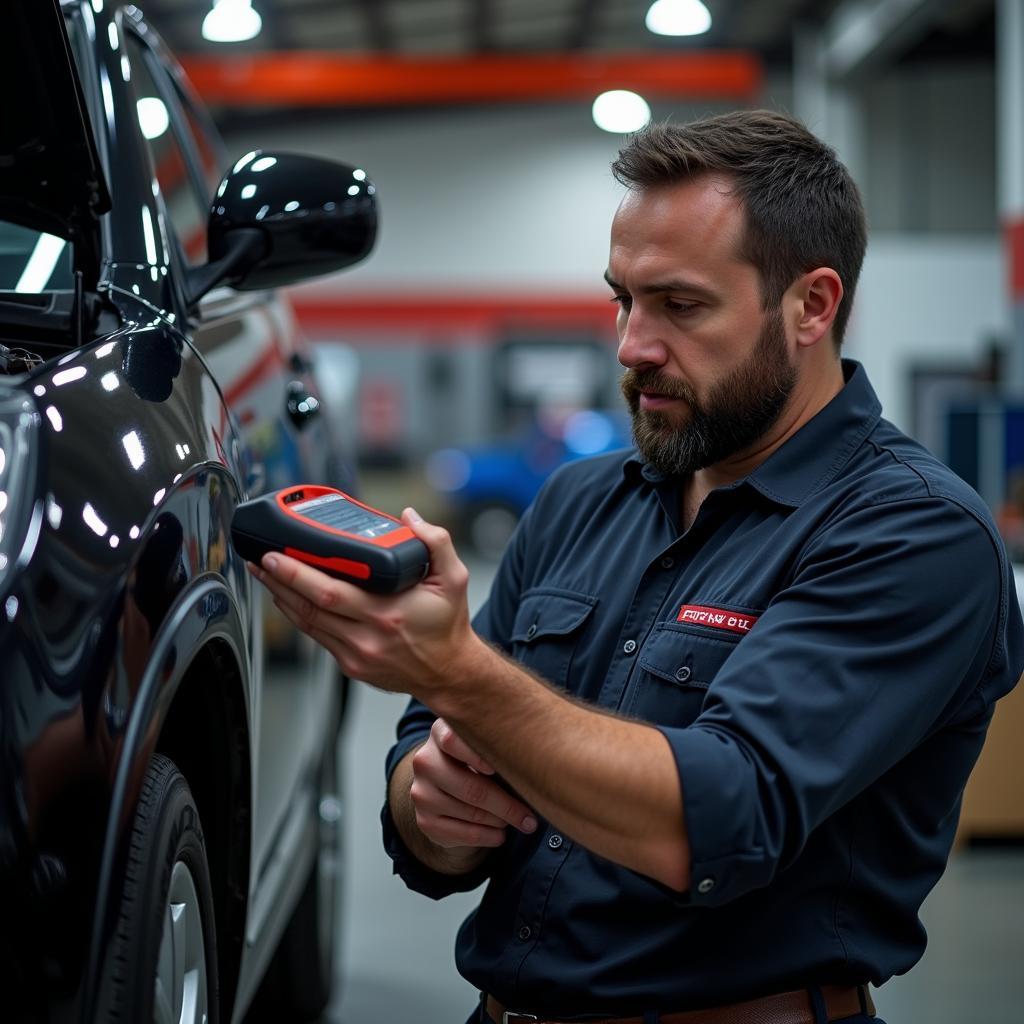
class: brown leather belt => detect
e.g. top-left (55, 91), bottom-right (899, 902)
top-left (485, 984), bottom-right (875, 1024)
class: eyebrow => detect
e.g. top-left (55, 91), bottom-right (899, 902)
top-left (603, 270), bottom-right (719, 303)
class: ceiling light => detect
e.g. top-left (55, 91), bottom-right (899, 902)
top-left (592, 90), bottom-right (652, 134)
top-left (202, 0), bottom-right (262, 44)
top-left (645, 0), bottom-right (712, 37)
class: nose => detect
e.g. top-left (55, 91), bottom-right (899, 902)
top-left (616, 305), bottom-right (668, 371)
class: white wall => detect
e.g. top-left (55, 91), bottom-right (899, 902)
top-left (847, 235), bottom-right (1009, 430)
top-left (226, 100), bottom-right (732, 291)
top-left (225, 91), bottom-right (1009, 437)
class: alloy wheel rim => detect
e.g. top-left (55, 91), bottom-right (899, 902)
top-left (154, 859), bottom-right (209, 1024)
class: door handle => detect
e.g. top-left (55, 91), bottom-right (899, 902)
top-left (286, 380), bottom-right (321, 430)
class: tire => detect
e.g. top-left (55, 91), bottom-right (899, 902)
top-left (96, 754), bottom-right (219, 1024)
top-left (248, 739), bottom-right (342, 1022)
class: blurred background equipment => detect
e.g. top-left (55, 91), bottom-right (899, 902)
top-left (426, 406), bottom-right (629, 556)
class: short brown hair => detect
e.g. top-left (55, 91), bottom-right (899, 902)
top-left (611, 110), bottom-right (867, 346)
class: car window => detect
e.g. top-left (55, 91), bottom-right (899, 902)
top-left (179, 97), bottom-right (224, 202)
top-left (125, 35), bottom-right (209, 266)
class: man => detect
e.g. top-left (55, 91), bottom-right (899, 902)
top-left (252, 111), bottom-right (1023, 1024)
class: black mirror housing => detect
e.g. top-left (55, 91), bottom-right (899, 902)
top-left (207, 151), bottom-right (378, 292)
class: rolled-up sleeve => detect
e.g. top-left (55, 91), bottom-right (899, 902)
top-left (661, 495), bottom-right (1012, 907)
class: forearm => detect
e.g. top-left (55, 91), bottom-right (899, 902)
top-left (387, 744), bottom-right (493, 876)
top-left (252, 531), bottom-right (689, 888)
top-left (430, 638), bottom-right (691, 891)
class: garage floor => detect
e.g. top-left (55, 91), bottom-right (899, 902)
top-left (323, 555), bottom-right (1024, 1024)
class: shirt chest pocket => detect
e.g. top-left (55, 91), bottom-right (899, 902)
top-left (510, 588), bottom-right (597, 690)
top-left (624, 625), bottom-right (740, 728)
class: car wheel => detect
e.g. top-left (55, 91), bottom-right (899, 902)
top-left (465, 501), bottom-right (520, 560)
top-left (248, 739), bottom-right (341, 1022)
top-left (96, 754), bottom-right (219, 1024)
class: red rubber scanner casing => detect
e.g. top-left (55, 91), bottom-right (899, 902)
top-left (231, 485), bottom-right (430, 594)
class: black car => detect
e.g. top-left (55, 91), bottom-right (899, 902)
top-left (0, 2), bottom-right (376, 1021)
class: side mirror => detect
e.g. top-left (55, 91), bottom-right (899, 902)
top-left (186, 151), bottom-right (377, 305)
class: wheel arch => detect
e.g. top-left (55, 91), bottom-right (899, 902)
top-left (83, 574), bottom-right (254, 1024)
top-left (157, 635), bottom-right (252, 1021)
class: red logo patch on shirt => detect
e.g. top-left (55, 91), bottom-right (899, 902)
top-left (677, 604), bottom-right (758, 635)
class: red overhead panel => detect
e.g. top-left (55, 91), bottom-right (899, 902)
top-left (179, 52), bottom-right (762, 107)
top-left (291, 294), bottom-right (618, 337)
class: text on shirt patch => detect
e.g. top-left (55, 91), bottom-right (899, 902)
top-left (677, 604), bottom-right (759, 635)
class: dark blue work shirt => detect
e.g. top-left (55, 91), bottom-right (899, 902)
top-left (382, 361), bottom-right (1023, 1017)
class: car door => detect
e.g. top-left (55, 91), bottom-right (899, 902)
top-left (121, 27), bottom-right (328, 911)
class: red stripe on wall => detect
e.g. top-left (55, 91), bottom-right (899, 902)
top-left (1008, 219), bottom-right (1024, 300)
top-left (292, 294), bottom-right (618, 340)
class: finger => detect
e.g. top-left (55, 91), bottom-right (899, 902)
top-left (413, 740), bottom-right (536, 833)
top-left (260, 551), bottom-right (379, 621)
top-left (401, 509), bottom-right (465, 582)
top-left (431, 717), bottom-right (495, 775)
top-left (411, 784), bottom-right (511, 831)
top-left (253, 560), bottom-right (324, 617)
top-left (439, 766), bottom-right (537, 834)
top-left (415, 813), bottom-right (508, 850)
top-left (272, 596), bottom-right (353, 669)
top-left (267, 572), bottom-right (359, 632)
top-left (266, 580), bottom-right (334, 639)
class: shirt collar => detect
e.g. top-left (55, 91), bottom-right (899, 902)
top-left (622, 360), bottom-right (882, 508)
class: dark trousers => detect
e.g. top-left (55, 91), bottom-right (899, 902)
top-left (468, 993), bottom-right (888, 1024)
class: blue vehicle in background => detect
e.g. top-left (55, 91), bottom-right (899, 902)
top-left (426, 409), bottom-right (630, 557)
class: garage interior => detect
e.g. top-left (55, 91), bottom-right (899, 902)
top-left (137, 1), bottom-right (1023, 1021)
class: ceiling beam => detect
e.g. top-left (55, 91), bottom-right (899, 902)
top-left (358, 0), bottom-right (393, 50)
top-left (470, 0), bottom-right (495, 51)
top-left (566, 0), bottom-right (604, 50)
top-left (253, 1), bottom-right (298, 51)
top-left (180, 50), bottom-right (762, 106)
top-left (824, 0), bottom-right (957, 79)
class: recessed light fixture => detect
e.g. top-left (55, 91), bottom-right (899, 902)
top-left (592, 90), bottom-right (652, 134)
top-left (645, 0), bottom-right (712, 37)
top-left (202, 0), bottom-right (262, 44)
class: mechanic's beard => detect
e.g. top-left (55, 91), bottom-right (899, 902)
top-left (620, 308), bottom-right (797, 477)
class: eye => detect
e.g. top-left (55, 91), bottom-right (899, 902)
top-left (609, 294), bottom-right (631, 310)
top-left (666, 299), bottom-right (698, 314)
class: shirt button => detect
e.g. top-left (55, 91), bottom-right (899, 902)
top-left (623, 640), bottom-right (637, 655)
top-left (518, 925), bottom-right (532, 941)
top-left (548, 834), bottom-right (563, 850)
top-left (525, 624), bottom-right (537, 640)
top-left (660, 556), bottom-right (675, 569)
top-left (697, 877), bottom-right (716, 894)
top-left (675, 666), bottom-right (692, 682)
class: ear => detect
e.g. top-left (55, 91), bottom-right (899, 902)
top-left (791, 269), bottom-right (843, 349)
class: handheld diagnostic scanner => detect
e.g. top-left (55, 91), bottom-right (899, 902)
top-left (231, 485), bottom-right (430, 594)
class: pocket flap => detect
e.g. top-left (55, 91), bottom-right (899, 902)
top-left (638, 626), bottom-right (739, 688)
top-left (511, 589), bottom-right (597, 644)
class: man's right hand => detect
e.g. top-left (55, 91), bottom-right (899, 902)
top-left (391, 717), bottom-right (538, 875)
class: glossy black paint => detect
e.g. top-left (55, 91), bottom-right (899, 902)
top-left (0, 3), bottom-right (369, 1021)
top-left (209, 151), bottom-right (378, 292)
